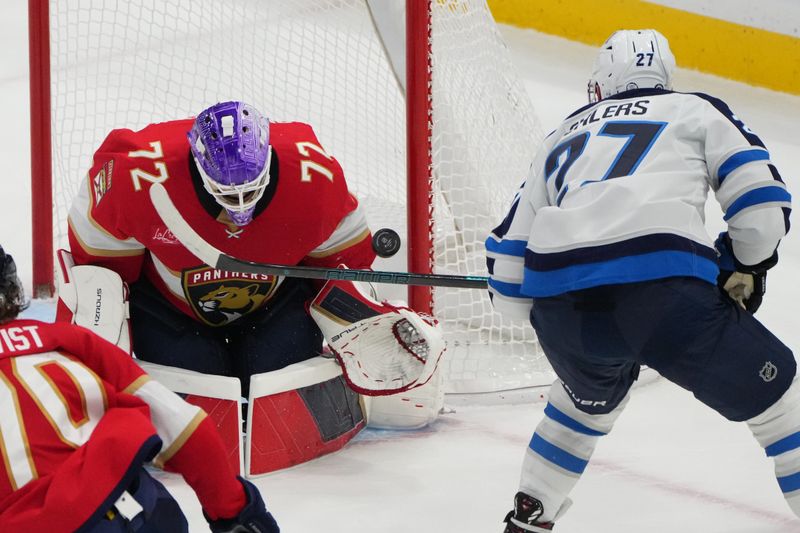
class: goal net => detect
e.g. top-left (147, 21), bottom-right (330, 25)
top-left (31, 0), bottom-right (554, 393)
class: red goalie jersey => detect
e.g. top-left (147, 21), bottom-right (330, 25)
top-left (0, 319), bottom-right (246, 532)
top-left (67, 119), bottom-right (375, 326)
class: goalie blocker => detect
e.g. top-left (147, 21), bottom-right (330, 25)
top-left (55, 249), bottom-right (131, 353)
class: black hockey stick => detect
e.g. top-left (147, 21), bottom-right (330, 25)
top-left (149, 183), bottom-right (489, 289)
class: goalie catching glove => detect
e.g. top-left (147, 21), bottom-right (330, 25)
top-left (714, 232), bottom-right (777, 313)
top-left (309, 276), bottom-right (446, 396)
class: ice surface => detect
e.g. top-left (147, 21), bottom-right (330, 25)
top-left (3, 10), bottom-right (800, 532)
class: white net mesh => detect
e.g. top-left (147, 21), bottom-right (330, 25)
top-left (47, 0), bottom-right (554, 393)
top-left (428, 1), bottom-right (553, 392)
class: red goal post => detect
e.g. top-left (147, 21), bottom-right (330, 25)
top-left (29, 0), bottom-right (54, 299)
top-left (28, 0), bottom-right (553, 393)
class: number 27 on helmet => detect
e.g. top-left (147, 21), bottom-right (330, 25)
top-left (587, 29), bottom-right (676, 103)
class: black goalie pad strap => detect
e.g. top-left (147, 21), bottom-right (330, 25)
top-left (316, 285), bottom-right (382, 324)
top-left (297, 374), bottom-right (365, 441)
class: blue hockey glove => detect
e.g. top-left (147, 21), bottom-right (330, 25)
top-left (206, 477), bottom-right (279, 533)
top-left (714, 232), bottom-right (776, 313)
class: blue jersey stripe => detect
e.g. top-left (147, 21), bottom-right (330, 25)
top-left (690, 92), bottom-right (766, 149)
top-left (529, 433), bottom-right (588, 474)
top-left (768, 163), bottom-right (786, 184)
top-left (522, 251), bottom-right (719, 297)
top-left (525, 233), bottom-right (717, 272)
top-left (724, 186), bottom-right (791, 221)
top-left (765, 431), bottom-right (800, 457)
top-left (778, 471), bottom-right (800, 494)
top-left (784, 206), bottom-right (792, 234)
top-left (491, 197), bottom-right (520, 239)
top-left (488, 278), bottom-right (526, 298)
top-left (544, 403), bottom-right (606, 437)
top-left (718, 149), bottom-right (769, 183)
top-left (485, 238), bottom-right (528, 257)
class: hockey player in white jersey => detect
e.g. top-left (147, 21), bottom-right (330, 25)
top-left (489, 29), bottom-right (797, 531)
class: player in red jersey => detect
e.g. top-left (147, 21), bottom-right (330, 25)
top-left (0, 245), bottom-right (279, 532)
top-left (66, 101), bottom-right (376, 396)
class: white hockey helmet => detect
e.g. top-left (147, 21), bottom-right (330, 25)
top-left (588, 29), bottom-right (676, 103)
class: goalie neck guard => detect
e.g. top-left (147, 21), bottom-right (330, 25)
top-left (188, 101), bottom-right (272, 226)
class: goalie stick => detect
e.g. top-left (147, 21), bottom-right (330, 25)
top-left (149, 183), bottom-right (489, 289)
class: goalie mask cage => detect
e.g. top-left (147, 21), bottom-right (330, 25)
top-left (28, 0), bottom-right (554, 394)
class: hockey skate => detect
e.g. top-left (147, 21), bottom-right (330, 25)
top-left (503, 492), bottom-right (556, 532)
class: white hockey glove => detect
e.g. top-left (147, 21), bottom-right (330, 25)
top-left (721, 272), bottom-right (755, 307)
top-left (56, 249), bottom-right (131, 353)
top-left (714, 232), bottom-right (774, 313)
top-left (309, 277), bottom-right (446, 396)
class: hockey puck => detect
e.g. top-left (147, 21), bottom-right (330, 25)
top-left (372, 228), bottom-right (402, 258)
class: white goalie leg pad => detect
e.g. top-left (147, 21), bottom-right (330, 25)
top-left (310, 278), bottom-right (446, 396)
top-left (519, 380), bottom-right (628, 523)
top-left (747, 377), bottom-right (800, 517)
top-left (56, 249), bottom-right (131, 354)
top-left (365, 366), bottom-right (444, 430)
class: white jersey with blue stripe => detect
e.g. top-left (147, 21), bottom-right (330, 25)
top-left (486, 88), bottom-right (791, 321)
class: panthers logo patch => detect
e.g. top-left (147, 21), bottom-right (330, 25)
top-left (183, 266), bottom-right (280, 326)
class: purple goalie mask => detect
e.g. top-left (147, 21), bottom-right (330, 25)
top-left (188, 101), bottom-right (272, 226)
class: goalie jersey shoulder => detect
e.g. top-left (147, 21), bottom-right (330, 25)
top-left (71, 119), bottom-right (197, 242)
top-left (249, 120), bottom-right (364, 261)
top-left (84, 119), bottom-right (195, 207)
top-left (266, 120), bottom-right (354, 211)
